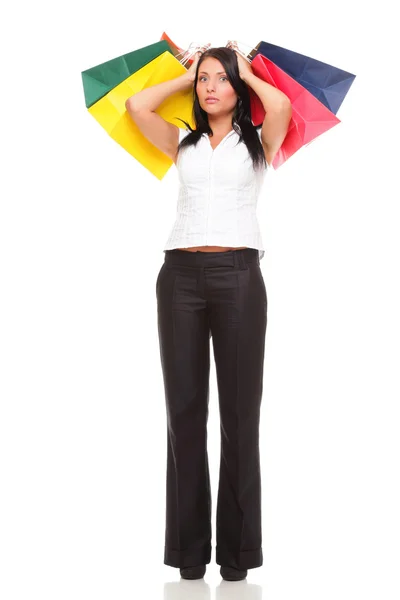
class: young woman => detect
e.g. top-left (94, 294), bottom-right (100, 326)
top-left (126, 42), bottom-right (292, 582)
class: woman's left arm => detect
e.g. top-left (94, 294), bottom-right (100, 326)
top-left (229, 42), bottom-right (292, 164)
top-left (244, 72), bottom-right (292, 165)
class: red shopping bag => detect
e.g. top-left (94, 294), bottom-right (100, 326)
top-left (249, 53), bottom-right (341, 168)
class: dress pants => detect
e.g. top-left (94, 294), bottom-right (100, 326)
top-left (156, 247), bottom-right (267, 570)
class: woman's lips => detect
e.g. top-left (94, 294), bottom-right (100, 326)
top-left (205, 98), bottom-right (219, 103)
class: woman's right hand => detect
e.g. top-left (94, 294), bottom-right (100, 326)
top-left (185, 44), bottom-right (210, 83)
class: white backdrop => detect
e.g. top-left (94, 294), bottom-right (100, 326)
top-left (1, 1), bottom-right (399, 599)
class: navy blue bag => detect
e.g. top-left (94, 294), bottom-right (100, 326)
top-left (249, 41), bottom-right (356, 115)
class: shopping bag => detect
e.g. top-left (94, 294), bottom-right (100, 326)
top-left (160, 32), bottom-right (210, 67)
top-left (160, 32), bottom-right (193, 64)
top-left (249, 53), bottom-right (341, 169)
top-left (87, 51), bottom-right (195, 180)
top-left (81, 40), bottom-right (172, 108)
top-left (250, 41), bottom-right (356, 114)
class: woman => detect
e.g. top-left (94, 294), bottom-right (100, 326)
top-left (125, 42), bottom-right (292, 582)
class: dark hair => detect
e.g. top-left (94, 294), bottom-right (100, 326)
top-left (175, 46), bottom-right (267, 172)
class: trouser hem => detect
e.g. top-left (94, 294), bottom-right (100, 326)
top-left (216, 546), bottom-right (263, 570)
top-left (164, 545), bottom-right (212, 568)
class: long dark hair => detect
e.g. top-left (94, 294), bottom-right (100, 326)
top-left (175, 47), bottom-right (267, 172)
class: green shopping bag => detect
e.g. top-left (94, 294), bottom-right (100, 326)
top-left (81, 40), bottom-right (173, 108)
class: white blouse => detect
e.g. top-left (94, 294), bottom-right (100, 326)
top-left (163, 125), bottom-right (268, 260)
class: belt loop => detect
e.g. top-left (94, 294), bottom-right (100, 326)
top-left (237, 250), bottom-right (246, 270)
top-left (233, 250), bottom-right (240, 270)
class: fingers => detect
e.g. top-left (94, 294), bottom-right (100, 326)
top-left (227, 41), bottom-right (252, 64)
top-left (194, 43), bottom-right (210, 60)
top-left (184, 42), bottom-right (210, 62)
top-left (226, 40), bottom-right (238, 49)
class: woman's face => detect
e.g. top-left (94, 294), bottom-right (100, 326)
top-left (196, 57), bottom-right (238, 115)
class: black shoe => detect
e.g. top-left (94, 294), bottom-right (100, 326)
top-left (220, 565), bottom-right (248, 581)
top-left (180, 564), bottom-right (206, 579)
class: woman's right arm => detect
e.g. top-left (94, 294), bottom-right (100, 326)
top-left (125, 52), bottom-right (202, 162)
top-left (125, 73), bottom-right (193, 113)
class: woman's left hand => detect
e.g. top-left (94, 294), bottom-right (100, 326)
top-left (226, 40), bottom-right (254, 81)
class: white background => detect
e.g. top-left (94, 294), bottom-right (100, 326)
top-left (1, 1), bottom-right (399, 598)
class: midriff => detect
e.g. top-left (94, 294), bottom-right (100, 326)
top-left (176, 246), bottom-right (248, 252)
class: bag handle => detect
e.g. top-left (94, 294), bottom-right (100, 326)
top-left (175, 42), bottom-right (211, 66)
top-left (226, 39), bottom-right (258, 63)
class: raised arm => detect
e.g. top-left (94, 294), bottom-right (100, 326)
top-left (125, 51), bottom-right (203, 163)
top-left (244, 72), bottom-right (292, 166)
top-left (125, 73), bottom-right (193, 163)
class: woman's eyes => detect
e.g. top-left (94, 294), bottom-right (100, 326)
top-left (199, 76), bottom-right (228, 82)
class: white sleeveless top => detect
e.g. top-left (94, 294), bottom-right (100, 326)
top-left (163, 125), bottom-right (268, 260)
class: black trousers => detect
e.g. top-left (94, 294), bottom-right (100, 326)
top-left (156, 247), bottom-right (267, 570)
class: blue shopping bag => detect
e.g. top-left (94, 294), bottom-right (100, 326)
top-left (250, 41), bottom-right (356, 114)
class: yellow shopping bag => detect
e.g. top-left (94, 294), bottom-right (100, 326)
top-left (88, 51), bottom-right (195, 180)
